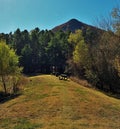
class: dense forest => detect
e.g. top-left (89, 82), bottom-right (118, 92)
top-left (0, 7), bottom-right (120, 94)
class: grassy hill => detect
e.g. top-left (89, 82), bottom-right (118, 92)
top-left (0, 75), bottom-right (120, 129)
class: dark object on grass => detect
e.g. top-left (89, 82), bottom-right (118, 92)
top-left (59, 74), bottom-right (68, 80)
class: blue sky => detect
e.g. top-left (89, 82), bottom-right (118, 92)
top-left (0, 0), bottom-right (119, 33)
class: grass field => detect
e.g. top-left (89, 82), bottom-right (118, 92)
top-left (0, 75), bottom-right (120, 129)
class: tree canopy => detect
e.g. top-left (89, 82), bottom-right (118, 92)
top-left (0, 41), bottom-right (22, 94)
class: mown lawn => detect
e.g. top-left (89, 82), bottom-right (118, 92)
top-left (0, 75), bottom-right (120, 129)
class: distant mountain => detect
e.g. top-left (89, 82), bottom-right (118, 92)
top-left (52, 19), bottom-right (96, 32)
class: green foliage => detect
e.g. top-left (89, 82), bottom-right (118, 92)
top-left (46, 30), bottom-right (70, 73)
top-left (68, 29), bottom-right (84, 45)
top-left (0, 41), bottom-right (22, 94)
top-left (68, 30), bottom-right (91, 77)
top-left (21, 44), bottom-right (32, 73)
top-left (73, 39), bottom-right (88, 65)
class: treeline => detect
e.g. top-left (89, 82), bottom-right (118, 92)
top-left (0, 29), bottom-right (70, 74)
top-left (0, 7), bottom-right (120, 94)
top-left (67, 7), bottom-right (120, 93)
top-left (69, 29), bottom-right (120, 93)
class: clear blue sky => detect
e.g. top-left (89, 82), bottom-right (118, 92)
top-left (0, 0), bottom-right (119, 33)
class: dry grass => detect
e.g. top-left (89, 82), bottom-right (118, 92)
top-left (0, 75), bottom-right (120, 129)
top-left (70, 76), bottom-right (92, 88)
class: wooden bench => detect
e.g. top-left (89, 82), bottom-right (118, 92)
top-left (59, 74), bottom-right (68, 80)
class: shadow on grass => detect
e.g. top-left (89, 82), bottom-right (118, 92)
top-left (71, 77), bottom-right (120, 99)
top-left (0, 92), bottom-right (21, 104)
top-left (104, 92), bottom-right (120, 99)
top-left (24, 73), bottom-right (44, 77)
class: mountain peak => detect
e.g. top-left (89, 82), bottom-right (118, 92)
top-left (68, 18), bottom-right (80, 23)
top-left (52, 18), bottom-right (92, 32)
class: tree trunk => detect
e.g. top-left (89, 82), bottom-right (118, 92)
top-left (1, 75), bottom-right (7, 94)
